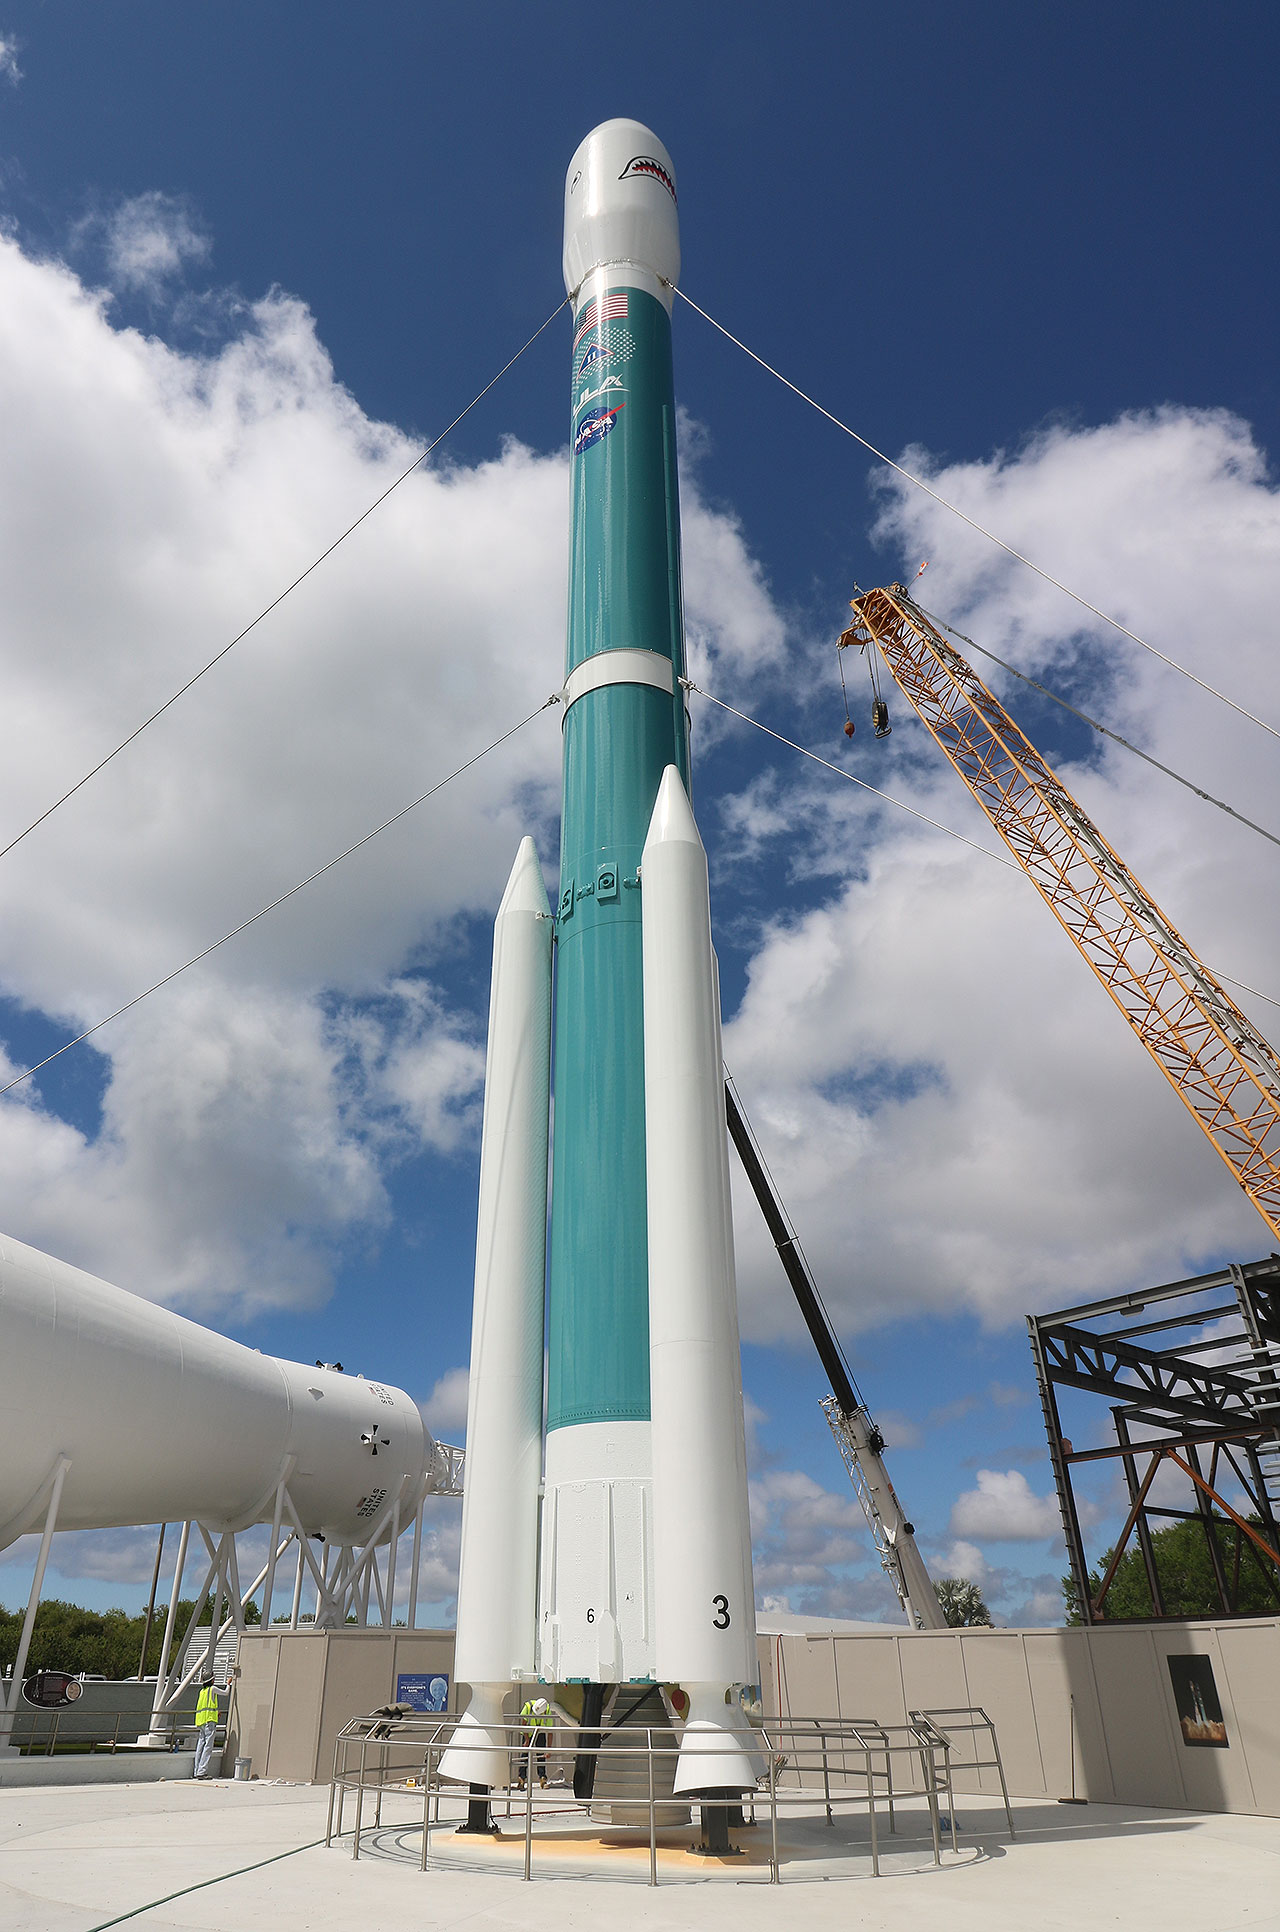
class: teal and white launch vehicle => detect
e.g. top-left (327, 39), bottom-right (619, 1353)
top-left (442, 122), bottom-right (757, 1799)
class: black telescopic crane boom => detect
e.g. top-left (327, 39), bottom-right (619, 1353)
top-left (723, 1082), bottom-right (859, 1417)
top-left (722, 1077), bottom-right (945, 1628)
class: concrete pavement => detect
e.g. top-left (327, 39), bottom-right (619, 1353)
top-left (1, 1776), bottom-right (1278, 1931)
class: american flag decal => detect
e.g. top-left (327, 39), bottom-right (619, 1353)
top-left (574, 292), bottom-right (629, 347)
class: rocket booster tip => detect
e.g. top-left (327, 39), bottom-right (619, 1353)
top-left (563, 119), bottom-right (680, 298)
top-left (497, 835), bottom-right (551, 921)
top-left (643, 764), bottom-right (702, 855)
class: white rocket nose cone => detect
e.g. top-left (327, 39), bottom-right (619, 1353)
top-left (563, 119), bottom-right (680, 296)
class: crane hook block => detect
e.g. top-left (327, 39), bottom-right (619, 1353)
top-left (872, 700), bottom-right (891, 738)
top-left (843, 718), bottom-right (855, 739)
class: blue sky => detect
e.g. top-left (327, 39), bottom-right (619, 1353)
top-left (1, 2), bottom-right (1278, 1629)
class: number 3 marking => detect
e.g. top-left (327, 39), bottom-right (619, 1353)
top-left (712, 1594), bottom-right (731, 1629)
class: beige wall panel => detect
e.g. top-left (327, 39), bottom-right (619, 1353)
top-left (896, 1632), bottom-right (969, 1720)
top-left (1150, 1625), bottom-right (1254, 1816)
top-left (1216, 1623), bottom-right (1280, 1816)
top-left (390, 1632), bottom-right (457, 1701)
top-left (1025, 1630), bottom-right (1106, 1801)
top-left (227, 1633), bottom-right (280, 1778)
top-left (1086, 1629), bottom-right (1184, 1808)
top-left (957, 1634), bottom-right (1042, 1795)
top-left (771, 1639), bottom-right (838, 1792)
top-left (756, 1634), bottom-right (778, 1720)
top-left (384, 1634), bottom-right (460, 1780)
top-left (832, 1635), bottom-right (907, 1726)
top-left (264, 1634), bottom-right (327, 1783)
top-left (316, 1633), bottom-right (400, 1785)
top-left (775, 1636), bottom-right (837, 1722)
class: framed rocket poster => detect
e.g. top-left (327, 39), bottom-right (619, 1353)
top-left (1166, 1654), bottom-right (1229, 1747)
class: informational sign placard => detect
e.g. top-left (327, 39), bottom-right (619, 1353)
top-left (1167, 1654), bottom-right (1229, 1747)
top-left (395, 1671), bottom-right (449, 1713)
top-left (21, 1671), bottom-right (83, 1708)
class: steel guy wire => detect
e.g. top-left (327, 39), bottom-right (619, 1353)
top-left (0, 697), bottom-right (559, 1100)
top-left (682, 678), bottom-right (1280, 1015)
top-left (673, 286), bottom-right (1280, 745)
top-left (913, 600), bottom-right (1280, 853)
top-left (0, 297), bottom-right (569, 868)
top-left (681, 676), bottom-right (1020, 870)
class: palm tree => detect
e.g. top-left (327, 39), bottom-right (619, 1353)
top-left (933, 1577), bottom-right (993, 1627)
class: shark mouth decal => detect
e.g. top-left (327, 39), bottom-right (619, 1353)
top-left (618, 154), bottom-right (676, 202)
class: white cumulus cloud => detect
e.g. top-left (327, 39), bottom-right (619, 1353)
top-left (0, 219), bottom-right (778, 1319)
top-left (949, 1469), bottom-right (1062, 1542)
top-left (723, 403), bottom-right (1280, 1345)
top-left (102, 191), bottom-right (210, 294)
top-left (421, 1365), bottom-right (469, 1439)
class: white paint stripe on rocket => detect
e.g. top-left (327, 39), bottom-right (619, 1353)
top-left (440, 836), bottom-right (551, 1787)
top-left (642, 768), bottom-right (758, 1792)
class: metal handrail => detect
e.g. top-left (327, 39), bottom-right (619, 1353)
top-left (909, 1706), bottom-right (1015, 1840)
top-left (324, 1709), bottom-right (965, 1886)
top-left (2, 1710), bottom-right (193, 1756)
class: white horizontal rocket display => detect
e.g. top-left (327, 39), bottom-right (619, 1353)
top-left (442, 120), bottom-right (758, 1798)
top-left (0, 1230), bottom-right (433, 1551)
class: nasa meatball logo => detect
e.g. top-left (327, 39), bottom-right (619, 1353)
top-left (618, 154), bottom-right (676, 202)
top-left (574, 404), bottom-right (624, 455)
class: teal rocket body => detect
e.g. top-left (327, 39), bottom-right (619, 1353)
top-left (546, 283), bottom-right (689, 1432)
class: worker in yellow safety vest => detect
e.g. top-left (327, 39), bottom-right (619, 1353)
top-left (516, 1697), bottom-right (551, 1789)
top-left (193, 1671), bottom-right (222, 1780)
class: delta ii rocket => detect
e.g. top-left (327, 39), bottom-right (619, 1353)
top-left (441, 120), bottom-right (757, 1798)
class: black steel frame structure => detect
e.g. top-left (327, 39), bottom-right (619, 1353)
top-left (1028, 1256), bottom-right (1280, 1622)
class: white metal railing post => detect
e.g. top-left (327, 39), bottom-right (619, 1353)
top-left (865, 1738), bottom-right (879, 1877)
top-left (0, 1457), bottom-right (70, 1748)
top-left (524, 1737), bottom-right (534, 1880)
top-left (352, 1734), bottom-right (368, 1860)
top-left (420, 1741), bottom-right (434, 1871)
top-left (647, 1726), bottom-right (657, 1886)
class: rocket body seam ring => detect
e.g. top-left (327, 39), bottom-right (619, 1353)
top-left (561, 648), bottom-right (675, 718)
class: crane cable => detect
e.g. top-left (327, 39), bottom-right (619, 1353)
top-left (672, 287), bottom-right (1280, 746)
top-left (0, 696), bottom-right (559, 1101)
top-left (681, 675), bottom-right (1019, 870)
top-left (912, 600), bottom-right (1280, 853)
top-left (681, 677), bottom-right (1280, 1016)
top-left (0, 298), bottom-right (569, 869)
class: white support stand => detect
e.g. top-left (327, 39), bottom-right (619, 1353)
top-left (0, 1439), bottom-right (466, 1758)
top-left (0, 1457), bottom-right (70, 1756)
top-left (133, 1457), bottom-right (465, 1745)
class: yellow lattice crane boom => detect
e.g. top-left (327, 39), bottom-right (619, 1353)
top-left (840, 584), bottom-right (1280, 1243)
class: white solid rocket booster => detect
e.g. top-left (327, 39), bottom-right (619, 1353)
top-left (643, 767), bottom-right (759, 1793)
top-left (439, 838), bottom-right (551, 1786)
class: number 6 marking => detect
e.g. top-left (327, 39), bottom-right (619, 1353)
top-left (712, 1594), bottom-right (731, 1629)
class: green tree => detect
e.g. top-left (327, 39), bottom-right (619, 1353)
top-left (1062, 1515), bottom-right (1280, 1623)
top-left (934, 1577), bottom-right (993, 1627)
top-left (0, 1593), bottom-right (259, 1679)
